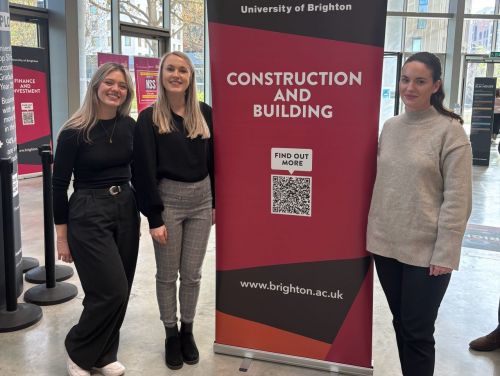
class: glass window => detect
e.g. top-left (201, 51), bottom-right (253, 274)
top-left (121, 36), bottom-right (159, 57)
top-left (406, 0), bottom-right (449, 13)
top-left (9, 0), bottom-right (45, 7)
top-left (465, 0), bottom-right (495, 14)
top-left (379, 55), bottom-right (400, 131)
top-left (417, 19), bottom-right (427, 29)
top-left (120, 0), bottom-right (163, 27)
top-left (495, 21), bottom-right (500, 51)
top-left (463, 19), bottom-right (494, 53)
top-left (121, 36), bottom-right (160, 118)
top-left (171, 0), bottom-right (205, 100)
top-left (419, 0), bottom-right (428, 12)
top-left (412, 37), bottom-right (422, 52)
top-left (10, 21), bottom-right (38, 47)
top-left (387, 0), bottom-right (404, 11)
top-left (385, 17), bottom-right (404, 52)
top-left (404, 18), bottom-right (448, 53)
top-left (493, 63), bottom-right (500, 84)
top-left (78, 0), bottom-right (112, 103)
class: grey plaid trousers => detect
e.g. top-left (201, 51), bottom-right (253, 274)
top-left (152, 176), bottom-right (212, 327)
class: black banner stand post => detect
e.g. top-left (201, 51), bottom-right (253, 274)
top-left (24, 149), bottom-right (77, 305)
top-left (0, 159), bottom-right (42, 332)
top-left (25, 145), bottom-right (74, 284)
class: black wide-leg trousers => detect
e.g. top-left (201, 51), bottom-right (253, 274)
top-left (373, 254), bottom-right (451, 376)
top-left (66, 187), bottom-right (140, 370)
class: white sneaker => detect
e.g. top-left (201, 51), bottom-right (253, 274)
top-left (67, 357), bottom-right (90, 376)
top-left (93, 361), bottom-right (126, 376)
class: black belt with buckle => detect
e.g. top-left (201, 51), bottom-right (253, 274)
top-left (76, 183), bottom-right (131, 197)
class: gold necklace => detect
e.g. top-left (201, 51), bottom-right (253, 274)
top-left (99, 117), bottom-right (118, 144)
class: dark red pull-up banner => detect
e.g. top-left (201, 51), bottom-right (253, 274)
top-left (209, 2), bottom-right (387, 374)
top-left (12, 46), bottom-right (51, 176)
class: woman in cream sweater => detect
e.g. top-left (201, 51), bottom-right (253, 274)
top-left (367, 52), bottom-right (472, 376)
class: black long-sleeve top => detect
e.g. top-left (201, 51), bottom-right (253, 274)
top-left (52, 116), bottom-right (136, 224)
top-left (132, 102), bottom-right (214, 229)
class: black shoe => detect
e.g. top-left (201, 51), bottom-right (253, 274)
top-left (180, 322), bottom-right (199, 365)
top-left (469, 328), bottom-right (500, 351)
top-left (165, 325), bottom-right (183, 370)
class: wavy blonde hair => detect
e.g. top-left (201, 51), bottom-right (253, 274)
top-left (153, 51), bottom-right (209, 139)
top-left (61, 62), bottom-right (135, 142)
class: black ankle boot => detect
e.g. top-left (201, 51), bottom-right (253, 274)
top-left (180, 322), bottom-right (199, 365)
top-left (165, 325), bottom-right (183, 370)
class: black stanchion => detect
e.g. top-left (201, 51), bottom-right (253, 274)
top-left (25, 145), bottom-right (74, 284)
top-left (22, 257), bottom-right (39, 273)
top-left (23, 148), bottom-right (77, 305)
top-left (0, 159), bottom-right (42, 332)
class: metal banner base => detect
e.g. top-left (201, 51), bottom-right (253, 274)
top-left (22, 257), bottom-right (40, 273)
top-left (24, 283), bottom-right (78, 306)
top-left (25, 265), bottom-right (74, 284)
top-left (213, 343), bottom-right (373, 376)
top-left (0, 303), bottom-right (43, 333)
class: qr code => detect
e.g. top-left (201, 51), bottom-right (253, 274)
top-left (22, 111), bottom-right (34, 125)
top-left (271, 175), bottom-right (312, 216)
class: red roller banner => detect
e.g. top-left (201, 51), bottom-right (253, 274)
top-left (97, 52), bottom-right (129, 69)
top-left (12, 46), bottom-right (51, 176)
top-left (208, 1), bottom-right (387, 374)
top-left (133, 56), bottom-right (159, 112)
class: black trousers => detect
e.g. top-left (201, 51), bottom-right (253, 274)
top-left (373, 254), bottom-right (451, 376)
top-left (66, 186), bottom-right (140, 370)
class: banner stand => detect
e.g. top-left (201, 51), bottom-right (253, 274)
top-left (470, 77), bottom-right (496, 166)
top-left (0, 159), bottom-right (42, 332)
top-left (214, 343), bottom-right (373, 375)
top-left (208, 1), bottom-right (385, 373)
top-left (23, 148), bottom-right (78, 305)
top-left (25, 146), bottom-right (74, 284)
top-left (0, 0), bottom-right (24, 308)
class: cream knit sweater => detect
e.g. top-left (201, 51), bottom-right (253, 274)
top-left (366, 106), bottom-right (472, 270)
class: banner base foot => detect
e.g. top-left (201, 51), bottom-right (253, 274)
top-left (22, 257), bottom-right (40, 273)
top-left (213, 343), bottom-right (373, 376)
top-left (25, 265), bottom-right (74, 284)
top-left (0, 303), bottom-right (43, 333)
top-left (24, 283), bottom-right (78, 306)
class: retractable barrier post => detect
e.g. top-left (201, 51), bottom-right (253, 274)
top-left (24, 148), bottom-right (77, 305)
top-left (0, 159), bottom-right (42, 332)
top-left (25, 145), bottom-right (74, 284)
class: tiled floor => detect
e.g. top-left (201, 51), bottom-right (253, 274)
top-left (0, 147), bottom-right (499, 376)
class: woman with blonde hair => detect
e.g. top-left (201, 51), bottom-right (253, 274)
top-left (53, 62), bottom-right (140, 376)
top-left (133, 51), bottom-right (214, 370)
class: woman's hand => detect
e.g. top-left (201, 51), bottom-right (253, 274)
top-left (429, 265), bottom-right (452, 276)
top-left (57, 237), bottom-right (73, 263)
top-left (150, 225), bottom-right (168, 245)
top-left (55, 224), bottom-right (73, 263)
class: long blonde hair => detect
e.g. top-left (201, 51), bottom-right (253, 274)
top-left (153, 51), bottom-right (210, 139)
top-left (61, 62), bottom-right (135, 142)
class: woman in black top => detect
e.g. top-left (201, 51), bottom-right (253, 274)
top-left (133, 51), bottom-right (214, 370)
top-left (53, 62), bottom-right (139, 376)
